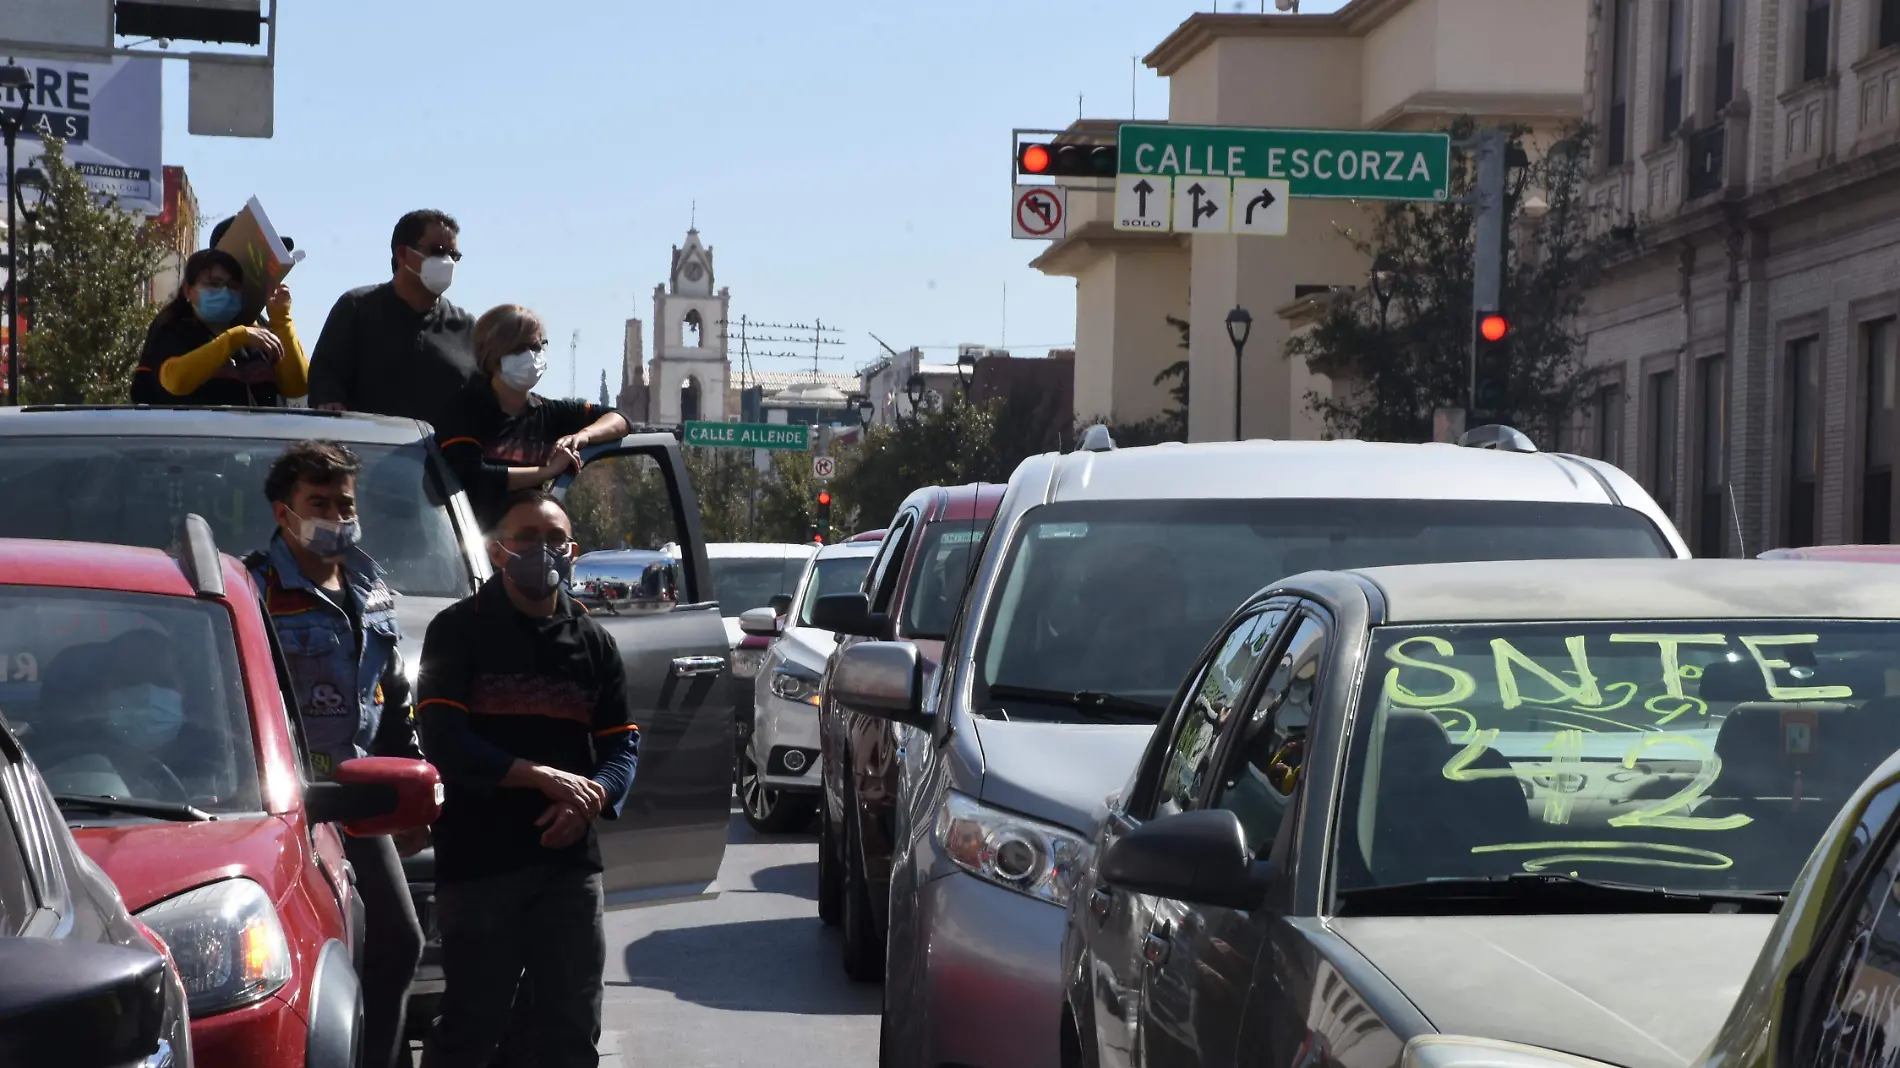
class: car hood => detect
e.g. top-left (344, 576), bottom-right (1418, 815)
top-left (73, 816), bottom-right (302, 913)
top-left (776, 625), bottom-right (839, 674)
top-left (393, 595), bottom-right (459, 678)
top-left (1332, 914), bottom-right (1775, 1068)
top-left (969, 719), bottom-right (1154, 834)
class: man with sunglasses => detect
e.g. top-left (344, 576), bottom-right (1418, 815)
top-left (416, 488), bottom-right (638, 1068)
top-left (307, 209), bottom-right (476, 424)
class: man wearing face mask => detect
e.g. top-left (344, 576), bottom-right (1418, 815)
top-left (307, 208), bottom-right (476, 425)
top-left (416, 488), bottom-right (638, 1068)
top-left (434, 303), bottom-right (631, 531)
top-left (131, 246), bottom-right (307, 406)
top-left (245, 440), bottom-right (427, 1068)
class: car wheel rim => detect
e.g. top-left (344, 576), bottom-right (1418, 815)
top-left (741, 755), bottom-right (776, 818)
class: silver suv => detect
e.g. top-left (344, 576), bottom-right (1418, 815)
top-left (823, 428), bottom-right (1689, 1068)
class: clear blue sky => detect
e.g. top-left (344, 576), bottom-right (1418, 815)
top-left (160, 0), bottom-right (1346, 400)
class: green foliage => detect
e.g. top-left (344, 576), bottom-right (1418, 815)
top-left (1154, 314), bottom-right (1190, 441)
top-left (17, 139), bottom-right (173, 404)
top-left (1286, 119), bottom-right (1623, 445)
top-left (834, 397), bottom-right (1009, 529)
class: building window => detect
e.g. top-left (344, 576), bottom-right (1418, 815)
top-left (1696, 356), bottom-right (1728, 556)
top-left (1650, 370), bottom-right (1679, 519)
top-left (1608, 0), bottom-right (1636, 165)
top-left (1866, 319), bottom-right (1898, 543)
top-left (683, 309), bottom-right (703, 347)
top-left (1883, 0), bottom-right (1900, 50)
top-left (1662, 0), bottom-right (1688, 135)
top-left (1787, 337), bottom-right (1821, 547)
top-left (1715, 0), bottom-right (1741, 109)
top-left (1595, 384), bottom-right (1624, 464)
top-left (680, 376), bottom-right (702, 423)
top-left (1803, 0), bottom-right (1831, 84)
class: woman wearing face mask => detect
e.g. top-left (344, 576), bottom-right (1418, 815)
top-left (434, 304), bottom-right (631, 532)
top-left (131, 247), bottom-right (309, 406)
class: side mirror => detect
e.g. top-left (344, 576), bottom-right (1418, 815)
top-left (1100, 808), bottom-right (1272, 911)
top-left (305, 757), bottom-right (443, 836)
top-left (832, 641), bottom-right (929, 728)
top-left (0, 938), bottom-right (170, 1066)
top-left (811, 592), bottom-right (878, 637)
top-left (739, 607), bottom-right (782, 638)
top-left (769, 593), bottom-right (794, 618)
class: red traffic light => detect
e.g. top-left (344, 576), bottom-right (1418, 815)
top-left (817, 492), bottom-right (832, 507)
top-left (1479, 314), bottom-right (1510, 343)
top-left (1019, 144), bottom-right (1051, 175)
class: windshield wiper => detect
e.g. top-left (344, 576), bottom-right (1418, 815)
top-left (1335, 872), bottom-right (1785, 915)
top-left (982, 685), bottom-right (1163, 721)
top-left (54, 794), bottom-right (213, 823)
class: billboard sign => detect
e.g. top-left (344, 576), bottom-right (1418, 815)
top-left (2, 55), bottom-right (164, 215)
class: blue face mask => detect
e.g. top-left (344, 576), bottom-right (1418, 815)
top-left (193, 286), bottom-right (242, 325)
top-left (102, 684), bottom-right (186, 750)
top-left (289, 510), bottom-right (362, 561)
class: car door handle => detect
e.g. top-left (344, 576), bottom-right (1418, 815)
top-left (1090, 885), bottom-right (1114, 921)
top-left (671, 655), bottom-right (726, 678)
top-left (1142, 926), bottom-right (1172, 966)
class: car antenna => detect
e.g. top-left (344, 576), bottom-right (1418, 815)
top-left (1726, 481), bottom-right (1747, 557)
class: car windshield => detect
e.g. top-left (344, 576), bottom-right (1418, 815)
top-left (710, 555), bottom-right (807, 617)
top-left (901, 525), bottom-right (985, 640)
top-left (0, 586), bottom-right (261, 816)
top-left (797, 556), bottom-right (874, 627)
top-left (977, 499), bottom-right (1673, 722)
top-left (0, 437), bottom-right (473, 600)
top-left (1336, 620), bottom-right (1900, 900)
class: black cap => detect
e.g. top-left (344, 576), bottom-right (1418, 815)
top-left (209, 215), bottom-right (294, 253)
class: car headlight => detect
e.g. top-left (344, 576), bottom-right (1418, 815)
top-left (770, 667), bottom-right (822, 706)
top-left (935, 791), bottom-right (1091, 907)
top-left (732, 648), bottom-right (765, 679)
top-left (136, 877), bottom-right (291, 1016)
top-left (1403, 1036), bottom-right (1623, 1068)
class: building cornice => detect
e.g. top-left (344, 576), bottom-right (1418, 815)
top-left (1028, 221), bottom-right (1185, 277)
top-left (1144, 1), bottom-right (1408, 75)
top-left (1363, 91), bottom-right (1585, 130)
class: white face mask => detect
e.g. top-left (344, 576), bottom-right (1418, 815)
top-left (414, 253), bottom-right (456, 295)
top-left (499, 347), bottom-right (548, 391)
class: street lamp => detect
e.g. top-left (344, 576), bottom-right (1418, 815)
top-left (904, 373), bottom-right (926, 417)
top-left (1368, 253), bottom-right (1399, 328)
top-left (848, 391), bottom-right (873, 427)
top-left (1225, 306), bottom-right (1253, 441)
top-left (956, 351), bottom-right (977, 399)
top-left (1, 62), bottom-right (32, 408)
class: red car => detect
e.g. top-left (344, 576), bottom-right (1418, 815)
top-left (0, 518), bottom-right (441, 1068)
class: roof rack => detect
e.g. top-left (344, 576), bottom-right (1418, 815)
top-left (1079, 424), bottom-right (1116, 452)
top-left (178, 513), bottom-right (227, 599)
top-left (1457, 424), bottom-right (1538, 454)
top-left (19, 404), bottom-right (343, 416)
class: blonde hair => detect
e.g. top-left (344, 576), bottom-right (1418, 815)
top-left (472, 304), bottom-right (546, 378)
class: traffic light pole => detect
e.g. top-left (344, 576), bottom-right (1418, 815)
top-left (1464, 127), bottom-right (1509, 417)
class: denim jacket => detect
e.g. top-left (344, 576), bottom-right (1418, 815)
top-left (247, 533), bottom-right (403, 778)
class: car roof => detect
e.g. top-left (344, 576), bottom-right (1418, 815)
top-left (900, 482), bottom-right (1006, 523)
top-left (1037, 439), bottom-right (1627, 505)
top-left (1334, 559), bottom-right (1900, 624)
top-left (1758, 544), bottom-right (1900, 563)
top-left (706, 542), bottom-right (817, 560)
top-left (0, 538), bottom-right (202, 598)
top-left (815, 541), bottom-right (881, 560)
top-left (0, 405), bottom-right (429, 445)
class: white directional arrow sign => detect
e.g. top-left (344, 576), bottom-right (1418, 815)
top-left (1231, 178), bottom-right (1290, 236)
top-left (1113, 173), bottom-right (1172, 232)
top-left (1174, 178), bottom-right (1230, 233)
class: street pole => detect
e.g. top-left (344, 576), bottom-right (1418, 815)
top-left (4, 119), bottom-right (17, 408)
top-left (1234, 343), bottom-right (1242, 441)
top-left (1225, 306), bottom-right (1253, 442)
top-left (1469, 127), bottom-right (1508, 418)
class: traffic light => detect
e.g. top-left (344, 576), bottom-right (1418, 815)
top-left (815, 490), bottom-right (833, 544)
top-left (1473, 314), bottom-right (1511, 417)
top-left (1017, 142), bottom-right (1116, 179)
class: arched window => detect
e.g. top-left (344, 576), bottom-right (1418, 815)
top-left (681, 376), bottom-right (702, 422)
top-left (683, 309), bottom-right (703, 347)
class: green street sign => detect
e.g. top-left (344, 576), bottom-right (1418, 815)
top-left (684, 421), bottom-right (810, 451)
top-left (1116, 123), bottom-right (1451, 202)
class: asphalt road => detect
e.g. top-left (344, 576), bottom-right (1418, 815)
top-left (600, 801), bottom-right (880, 1067)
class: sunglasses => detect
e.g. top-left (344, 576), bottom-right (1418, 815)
top-left (412, 243), bottom-right (463, 263)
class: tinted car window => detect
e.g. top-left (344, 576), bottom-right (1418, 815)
top-left (976, 499), bottom-right (1671, 722)
top-left (1214, 617), bottom-right (1325, 858)
top-left (797, 557), bottom-right (875, 627)
top-left (1805, 821), bottom-right (1900, 1068)
top-left (709, 557), bottom-right (805, 618)
top-left (1339, 620), bottom-right (1900, 897)
top-left (0, 771), bottom-right (37, 936)
top-left (0, 588), bottom-right (262, 816)
top-left (900, 525), bottom-right (984, 640)
top-left (1155, 611), bottom-right (1281, 820)
top-left (0, 437), bottom-right (472, 599)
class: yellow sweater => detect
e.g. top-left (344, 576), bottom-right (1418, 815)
top-left (157, 307), bottom-right (310, 398)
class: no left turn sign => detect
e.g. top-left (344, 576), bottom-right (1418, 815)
top-left (1011, 184), bottom-right (1067, 240)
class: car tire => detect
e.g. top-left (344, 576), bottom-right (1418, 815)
top-left (817, 797), bottom-right (843, 927)
top-left (739, 749), bottom-right (811, 834)
top-left (841, 806), bottom-right (885, 982)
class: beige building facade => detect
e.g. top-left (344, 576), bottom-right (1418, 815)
top-left (1572, 0), bottom-right (1900, 556)
top-left (1032, 0), bottom-right (1590, 441)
